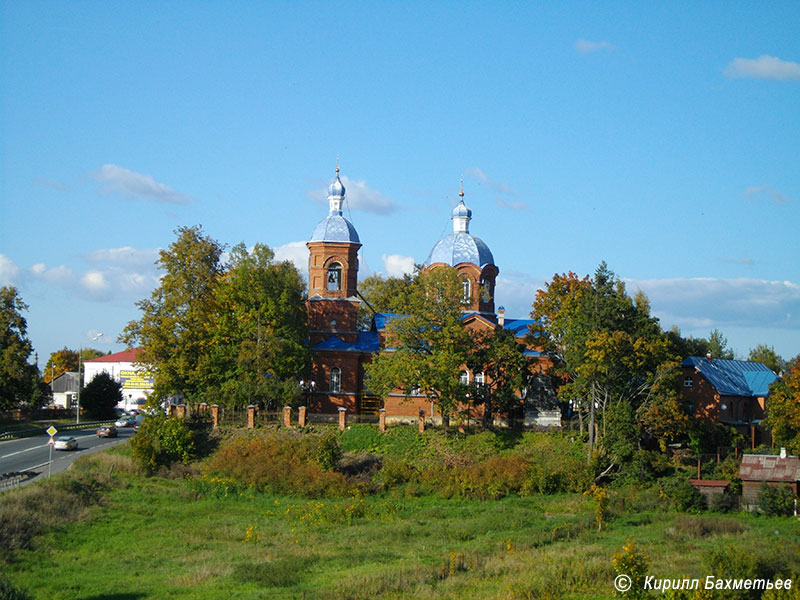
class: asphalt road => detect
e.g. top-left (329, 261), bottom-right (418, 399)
top-left (0, 426), bottom-right (136, 483)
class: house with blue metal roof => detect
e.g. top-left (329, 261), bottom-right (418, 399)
top-left (681, 355), bottom-right (780, 445)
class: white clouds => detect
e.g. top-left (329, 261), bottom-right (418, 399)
top-left (81, 271), bottom-right (109, 292)
top-left (273, 241), bottom-right (309, 278)
top-left (574, 39), bottom-right (615, 54)
top-left (744, 185), bottom-right (793, 206)
top-left (26, 247), bottom-right (161, 301)
top-left (93, 164), bottom-right (190, 204)
top-left (724, 55), bottom-right (800, 81)
top-left (30, 263), bottom-right (74, 285)
top-left (628, 277), bottom-right (800, 331)
top-left (0, 254), bottom-right (21, 285)
top-left (381, 254), bottom-right (416, 278)
top-left (308, 175), bottom-right (397, 215)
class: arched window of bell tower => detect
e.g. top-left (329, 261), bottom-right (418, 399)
top-left (327, 263), bottom-right (342, 291)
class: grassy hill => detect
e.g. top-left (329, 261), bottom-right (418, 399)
top-left (2, 425), bottom-right (799, 599)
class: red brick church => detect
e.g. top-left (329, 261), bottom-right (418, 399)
top-left (303, 168), bottom-right (559, 425)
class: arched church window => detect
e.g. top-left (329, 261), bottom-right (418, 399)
top-left (459, 370), bottom-right (469, 385)
top-left (474, 372), bottom-right (485, 387)
top-left (462, 278), bottom-right (471, 303)
top-left (330, 367), bottom-right (341, 393)
top-left (480, 279), bottom-right (491, 302)
top-left (327, 263), bottom-right (342, 291)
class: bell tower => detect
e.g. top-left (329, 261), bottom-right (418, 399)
top-left (306, 166), bottom-right (362, 338)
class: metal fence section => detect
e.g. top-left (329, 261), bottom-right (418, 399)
top-left (0, 471), bottom-right (38, 492)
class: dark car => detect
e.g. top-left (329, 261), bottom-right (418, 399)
top-left (97, 426), bottom-right (118, 438)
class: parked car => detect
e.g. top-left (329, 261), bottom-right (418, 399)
top-left (115, 416), bottom-right (135, 428)
top-left (54, 436), bottom-right (78, 451)
top-left (97, 426), bottom-right (118, 438)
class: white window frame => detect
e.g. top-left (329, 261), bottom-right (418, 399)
top-left (330, 367), bottom-right (341, 393)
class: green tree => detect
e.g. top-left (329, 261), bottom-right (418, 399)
top-left (201, 243), bottom-right (309, 408)
top-left (707, 328), bottom-right (734, 359)
top-left (765, 363), bottom-right (800, 454)
top-left (665, 326), bottom-right (710, 360)
top-left (748, 344), bottom-right (785, 374)
top-left (530, 263), bottom-right (680, 462)
top-left (121, 225), bottom-right (225, 402)
top-left (81, 372), bottom-right (122, 420)
top-left (122, 229), bottom-right (310, 409)
top-left (364, 267), bottom-right (471, 423)
top-left (356, 270), bottom-right (421, 330)
top-left (466, 325), bottom-right (530, 425)
top-left (43, 347), bottom-right (104, 384)
top-left (130, 413), bottom-right (195, 473)
top-left (0, 286), bottom-right (41, 410)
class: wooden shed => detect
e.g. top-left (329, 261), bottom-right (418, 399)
top-left (738, 452), bottom-right (800, 510)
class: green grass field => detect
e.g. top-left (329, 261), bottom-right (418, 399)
top-left (2, 430), bottom-right (800, 599)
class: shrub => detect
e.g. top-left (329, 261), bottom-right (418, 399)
top-left (130, 414), bottom-right (196, 473)
top-left (709, 492), bottom-right (739, 513)
top-left (203, 429), bottom-right (350, 497)
top-left (660, 476), bottom-right (707, 513)
top-left (315, 430), bottom-right (342, 471)
top-left (758, 483), bottom-right (795, 516)
top-left (704, 543), bottom-right (788, 600)
top-left (0, 576), bottom-right (33, 600)
top-left (612, 540), bottom-right (649, 600)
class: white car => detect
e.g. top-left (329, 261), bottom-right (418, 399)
top-left (53, 436), bottom-right (78, 451)
top-left (115, 417), bottom-right (135, 428)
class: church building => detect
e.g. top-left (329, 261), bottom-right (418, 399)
top-left (304, 168), bottom-right (558, 425)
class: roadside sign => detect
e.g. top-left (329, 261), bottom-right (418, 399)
top-left (46, 426), bottom-right (58, 437)
top-left (47, 438), bottom-right (55, 446)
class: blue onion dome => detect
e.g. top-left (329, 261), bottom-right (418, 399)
top-left (309, 166), bottom-right (360, 243)
top-left (451, 199), bottom-right (472, 219)
top-left (328, 166), bottom-right (345, 199)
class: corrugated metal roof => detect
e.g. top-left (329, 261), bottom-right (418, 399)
top-left (503, 318), bottom-right (535, 338)
top-left (739, 454), bottom-right (800, 482)
top-left (682, 357), bottom-right (778, 397)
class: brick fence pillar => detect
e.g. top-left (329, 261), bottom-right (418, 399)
top-left (198, 402), bottom-right (208, 416)
top-left (298, 406), bottom-right (307, 428)
top-left (247, 405), bottom-right (255, 429)
top-left (210, 404), bottom-right (219, 428)
top-left (379, 409), bottom-right (387, 432)
top-left (176, 404), bottom-right (186, 420)
top-left (338, 407), bottom-right (346, 431)
top-left (283, 406), bottom-right (292, 428)
top-left (418, 410), bottom-right (425, 433)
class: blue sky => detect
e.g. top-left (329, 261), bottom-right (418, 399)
top-left (1, 1), bottom-right (798, 366)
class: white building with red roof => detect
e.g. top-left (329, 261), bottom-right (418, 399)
top-left (84, 348), bottom-right (154, 412)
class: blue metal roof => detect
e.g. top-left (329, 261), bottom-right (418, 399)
top-left (373, 312), bottom-right (406, 331)
top-left (503, 318), bottom-right (536, 338)
top-left (313, 332), bottom-right (380, 353)
top-left (683, 357), bottom-right (779, 397)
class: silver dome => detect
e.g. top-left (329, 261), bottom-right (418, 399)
top-left (310, 215), bottom-right (360, 243)
top-left (425, 232), bottom-right (495, 267)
